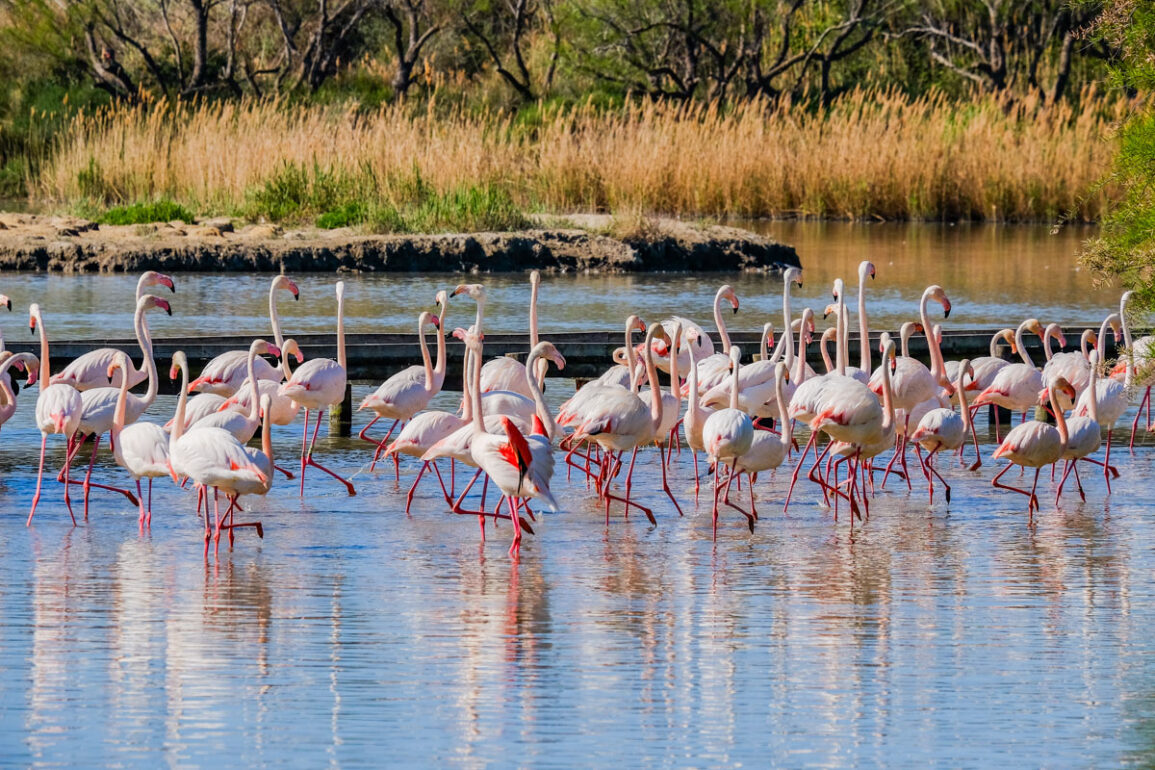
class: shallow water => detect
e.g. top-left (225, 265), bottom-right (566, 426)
top-left (2, 223), bottom-right (1154, 766)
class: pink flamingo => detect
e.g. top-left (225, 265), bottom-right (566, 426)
top-left (1073, 315), bottom-right (1125, 487)
top-left (731, 361), bottom-right (792, 519)
top-left (278, 280), bottom-right (356, 496)
top-left (972, 318), bottom-right (1048, 434)
top-left (1111, 290), bottom-right (1155, 447)
top-left (108, 351), bottom-right (170, 527)
top-left (910, 358), bottom-right (979, 503)
top-left (991, 376), bottom-right (1076, 519)
top-left (702, 347), bottom-right (755, 536)
top-left (218, 338), bottom-right (305, 430)
top-left (687, 285), bottom-right (741, 394)
top-left (64, 295), bottom-right (169, 518)
top-left (359, 298), bottom-right (447, 471)
top-left (28, 303), bottom-right (83, 525)
top-left (479, 271), bottom-right (548, 397)
top-left (189, 275), bottom-right (298, 396)
top-left (169, 351), bottom-right (267, 550)
top-left (50, 271), bottom-right (174, 390)
top-left (1057, 350), bottom-right (1108, 501)
top-left (0, 351), bottom-right (37, 432)
top-left (192, 339), bottom-right (281, 442)
top-left (571, 322), bottom-right (674, 525)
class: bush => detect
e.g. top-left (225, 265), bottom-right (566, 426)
top-left (98, 200), bottom-right (196, 225)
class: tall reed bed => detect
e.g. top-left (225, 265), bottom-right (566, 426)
top-left (33, 88), bottom-right (1121, 225)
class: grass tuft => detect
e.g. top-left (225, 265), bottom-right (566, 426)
top-left (98, 199), bottom-right (196, 225)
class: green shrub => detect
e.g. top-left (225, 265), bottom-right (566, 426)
top-left (98, 200), bottom-right (196, 225)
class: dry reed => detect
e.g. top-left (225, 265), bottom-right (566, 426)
top-left (33, 88), bottom-right (1122, 223)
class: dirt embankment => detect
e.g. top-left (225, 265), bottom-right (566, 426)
top-left (0, 213), bottom-right (800, 274)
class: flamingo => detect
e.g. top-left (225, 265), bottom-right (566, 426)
top-left (50, 271), bottom-right (175, 390)
top-left (971, 318), bottom-right (1048, 436)
top-left (461, 333), bottom-right (555, 555)
top-left (910, 358), bottom-right (979, 503)
top-left (558, 315), bottom-right (647, 428)
top-left (682, 327), bottom-right (716, 497)
top-left (359, 298), bottom-right (448, 470)
top-left (189, 274), bottom-right (298, 396)
top-left (571, 322), bottom-right (674, 525)
top-left (1043, 327), bottom-right (1095, 403)
top-left (108, 351), bottom-right (170, 527)
top-left (1111, 290), bottom-right (1155, 447)
top-left (945, 328), bottom-right (1016, 405)
top-left (278, 280), bottom-right (356, 496)
top-left (168, 351), bottom-right (267, 551)
top-left (640, 321), bottom-right (683, 459)
top-left (991, 376), bottom-right (1076, 519)
top-left (701, 347), bottom-right (755, 536)
top-left (854, 260), bottom-right (877, 375)
top-left (1073, 314), bottom-right (1125, 487)
top-left (191, 339), bottom-right (281, 442)
top-left (28, 303), bottom-right (84, 525)
top-left (1056, 350), bottom-right (1107, 502)
top-left (64, 294), bottom-right (169, 519)
top-left (731, 361), bottom-right (792, 518)
top-left (479, 271), bottom-right (548, 397)
top-left (218, 339), bottom-right (306, 428)
top-left (688, 285), bottom-right (741, 393)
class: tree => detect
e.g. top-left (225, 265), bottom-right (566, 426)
top-left (1080, 1), bottom-right (1155, 308)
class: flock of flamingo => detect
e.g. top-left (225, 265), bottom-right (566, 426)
top-left (2, 263), bottom-right (1151, 556)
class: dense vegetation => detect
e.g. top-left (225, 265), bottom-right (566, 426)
top-left (0, 0), bottom-right (1131, 227)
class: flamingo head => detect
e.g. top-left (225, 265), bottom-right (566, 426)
top-left (106, 351), bottom-right (131, 379)
top-left (169, 351), bottom-right (188, 382)
top-left (141, 295), bottom-right (172, 316)
top-left (452, 283), bottom-right (485, 301)
top-left (1045, 323), bottom-right (1067, 349)
top-left (434, 289), bottom-right (448, 309)
top-left (784, 266), bottom-right (803, 289)
top-left (0, 293), bottom-right (10, 311)
top-left (860, 261), bottom-right (876, 281)
top-left (281, 339), bottom-right (304, 364)
top-left (273, 274), bottom-right (300, 300)
top-left (832, 278), bottom-right (844, 301)
top-left (762, 323), bottom-right (775, 355)
top-left (1025, 318), bottom-right (1045, 342)
top-left (28, 303), bottom-right (39, 334)
top-left (24, 355), bottom-right (39, 387)
top-left (1107, 313), bottom-right (1123, 343)
top-left (530, 270), bottom-right (541, 288)
top-left (686, 326), bottom-right (706, 349)
top-left (148, 271), bottom-right (176, 293)
top-left (536, 341), bottom-right (566, 372)
top-left (924, 285), bottom-right (951, 318)
top-left (612, 346), bottom-right (629, 366)
top-left (718, 284), bottom-right (739, 314)
top-left (1052, 376), bottom-right (1077, 404)
top-left (822, 302), bottom-right (838, 320)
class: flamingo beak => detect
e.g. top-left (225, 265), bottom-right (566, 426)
top-left (162, 275), bottom-right (176, 293)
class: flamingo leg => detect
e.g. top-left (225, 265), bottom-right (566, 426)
top-left (299, 408), bottom-right (310, 495)
top-left (303, 409), bottom-right (356, 496)
top-left (783, 432), bottom-right (819, 514)
top-left (136, 479), bottom-right (145, 527)
top-left (658, 443), bottom-right (683, 516)
top-left (405, 461), bottom-right (429, 514)
top-left (925, 448), bottom-right (952, 504)
top-left (62, 434), bottom-right (139, 510)
top-left (992, 463), bottom-right (1039, 517)
top-left (601, 447), bottom-right (656, 526)
top-left (719, 464), bottom-right (754, 533)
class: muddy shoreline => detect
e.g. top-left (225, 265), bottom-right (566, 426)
top-left (0, 213), bottom-right (799, 274)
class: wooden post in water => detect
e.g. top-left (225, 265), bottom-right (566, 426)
top-left (330, 382), bottom-right (353, 437)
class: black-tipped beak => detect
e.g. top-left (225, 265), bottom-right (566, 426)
top-left (944, 308), bottom-right (951, 319)
top-left (169, 284), bottom-right (175, 294)
top-left (4, 299), bottom-right (10, 310)
top-left (732, 307), bottom-right (738, 315)
top-left (165, 306), bottom-right (172, 316)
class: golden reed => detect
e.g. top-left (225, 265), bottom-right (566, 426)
top-left (33, 87), bottom-right (1121, 222)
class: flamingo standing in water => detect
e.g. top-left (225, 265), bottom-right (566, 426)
top-left (190, 274), bottom-right (298, 396)
top-left (279, 281), bottom-right (356, 496)
top-left (701, 347), bottom-right (755, 536)
top-left (28, 303), bottom-right (83, 525)
top-left (50, 271), bottom-right (175, 390)
top-left (910, 358), bottom-right (979, 503)
top-left (108, 351), bottom-right (170, 527)
top-left (972, 318), bottom-right (1047, 435)
top-left (169, 351), bottom-right (267, 551)
top-left (359, 297), bottom-right (447, 472)
top-left (1112, 290), bottom-right (1155, 447)
top-left (1057, 350), bottom-right (1108, 501)
top-left (571, 322), bottom-right (673, 525)
top-left (1072, 314), bottom-right (1125, 488)
top-left (731, 361), bottom-right (792, 519)
top-left (192, 339), bottom-right (281, 442)
top-left (991, 376), bottom-right (1076, 519)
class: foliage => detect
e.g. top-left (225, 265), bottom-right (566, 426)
top-left (98, 200), bottom-right (196, 224)
top-left (1079, 1), bottom-right (1155, 309)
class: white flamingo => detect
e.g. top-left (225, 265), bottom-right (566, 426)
top-left (991, 377), bottom-right (1076, 519)
top-left (28, 303), bottom-right (83, 526)
top-left (279, 280), bottom-right (355, 496)
top-left (702, 347), bottom-right (755, 536)
top-left (108, 351), bottom-right (170, 527)
top-left (50, 270), bottom-right (175, 390)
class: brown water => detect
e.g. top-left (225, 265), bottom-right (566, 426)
top-left (1, 223), bottom-right (1154, 767)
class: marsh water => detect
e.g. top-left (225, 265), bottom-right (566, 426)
top-left (1, 222), bottom-right (1153, 767)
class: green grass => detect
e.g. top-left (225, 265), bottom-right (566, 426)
top-left (98, 199), bottom-right (196, 225)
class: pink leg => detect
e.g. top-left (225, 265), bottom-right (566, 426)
top-left (299, 409), bottom-right (310, 495)
top-left (658, 443), bottom-right (683, 516)
top-left (304, 409), bottom-right (356, 495)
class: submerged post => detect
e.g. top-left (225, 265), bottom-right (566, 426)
top-left (330, 382), bottom-right (353, 437)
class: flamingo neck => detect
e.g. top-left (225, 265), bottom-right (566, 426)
top-left (858, 269), bottom-right (871, 372)
top-left (171, 361), bottom-right (188, 445)
top-left (989, 330), bottom-right (1006, 358)
top-left (782, 281), bottom-right (795, 371)
top-left (525, 349), bottom-right (559, 442)
top-left (417, 316), bottom-right (434, 391)
top-left (135, 273), bottom-right (148, 302)
top-left (1087, 360), bottom-right (1099, 422)
top-left (1043, 328), bottom-right (1059, 361)
top-left (136, 302), bottom-right (159, 407)
top-left (1097, 316), bottom-right (1112, 362)
top-left (836, 299), bottom-right (849, 376)
top-left (1015, 322), bottom-right (1036, 368)
top-left (728, 352), bottom-right (740, 411)
top-left (758, 324), bottom-right (771, 362)
top-left (820, 331), bottom-right (835, 373)
top-left (336, 289), bottom-right (346, 371)
top-left (260, 398), bottom-right (274, 465)
top-left (245, 344), bottom-right (262, 422)
top-left (919, 290), bottom-right (948, 385)
top-left (624, 319), bottom-right (640, 392)
top-left (269, 280), bottom-right (286, 351)
top-left (1050, 385), bottom-right (1069, 447)
top-left (34, 310), bottom-right (50, 386)
top-left (433, 300), bottom-right (448, 386)
top-left (669, 330), bottom-right (682, 407)
top-left (880, 355), bottom-right (895, 434)
top-left (0, 355), bottom-right (21, 407)
top-left (111, 360), bottom-right (130, 461)
top-left (643, 330), bottom-right (663, 429)
top-left (1080, 330), bottom-right (1094, 360)
top-left (714, 289), bottom-right (732, 354)
top-left (958, 367), bottom-right (972, 431)
top-left (774, 367), bottom-right (791, 451)
top-left (686, 343), bottom-right (701, 422)
top-left (529, 278), bottom-right (539, 349)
